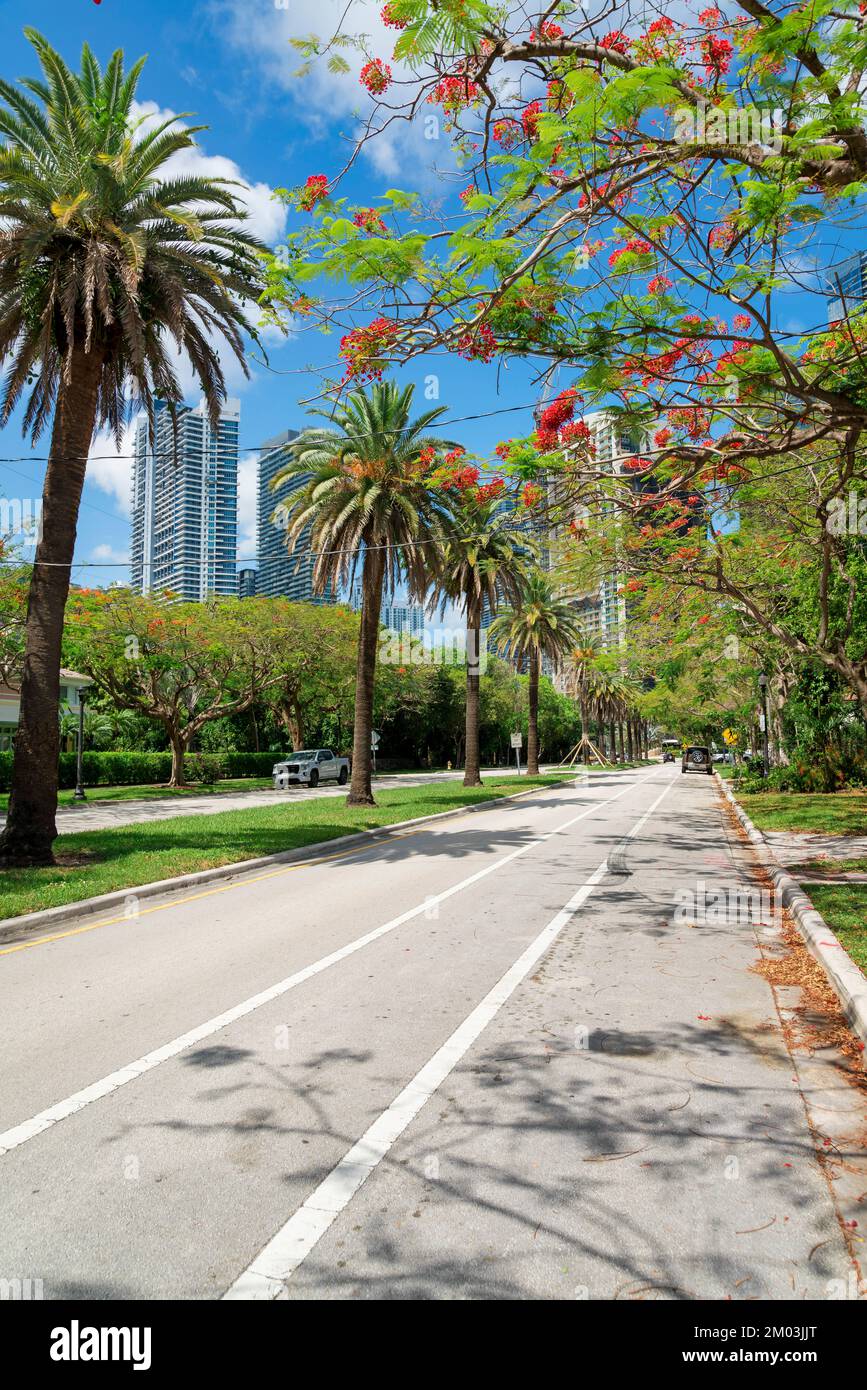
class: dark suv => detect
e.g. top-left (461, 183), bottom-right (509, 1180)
top-left (682, 745), bottom-right (713, 775)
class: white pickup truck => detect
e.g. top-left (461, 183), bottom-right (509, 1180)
top-left (272, 749), bottom-right (350, 790)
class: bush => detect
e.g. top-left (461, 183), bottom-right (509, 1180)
top-left (183, 753), bottom-right (224, 785)
top-left (735, 744), bottom-right (867, 794)
top-left (221, 750), bottom-right (285, 778)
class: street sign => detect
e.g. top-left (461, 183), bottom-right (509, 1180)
top-left (371, 731), bottom-right (381, 750)
top-left (510, 732), bottom-right (523, 749)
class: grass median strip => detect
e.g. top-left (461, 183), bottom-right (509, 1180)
top-left (800, 884), bottom-right (867, 976)
top-left (0, 775), bottom-right (565, 922)
top-left (736, 790), bottom-right (867, 835)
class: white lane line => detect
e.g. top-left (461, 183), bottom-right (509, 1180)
top-left (223, 777), bottom-right (675, 1300)
top-left (0, 770), bottom-right (662, 1160)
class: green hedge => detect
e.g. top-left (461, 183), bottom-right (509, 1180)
top-left (0, 748), bottom-right (283, 792)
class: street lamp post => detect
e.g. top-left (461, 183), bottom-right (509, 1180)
top-left (758, 672), bottom-right (770, 779)
top-left (73, 686), bottom-right (88, 802)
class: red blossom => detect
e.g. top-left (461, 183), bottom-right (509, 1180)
top-left (360, 59), bottom-right (392, 96)
top-left (599, 31), bottom-right (630, 56)
top-left (521, 483), bottom-right (542, 509)
top-left (380, 2), bottom-right (409, 28)
top-left (298, 174), bottom-right (329, 211)
top-left (456, 323), bottom-right (497, 362)
top-left (339, 317), bottom-right (398, 381)
top-left (352, 207), bottom-right (387, 236)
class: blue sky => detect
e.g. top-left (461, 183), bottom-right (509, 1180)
top-left (0, 0), bottom-right (543, 588)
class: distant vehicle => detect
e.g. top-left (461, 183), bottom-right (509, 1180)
top-left (273, 749), bottom-right (350, 789)
top-left (682, 745), bottom-right (713, 776)
top-left (662, 751), bottom-right (676, 763)
top-left (661, 738), bottom-right (679, 764)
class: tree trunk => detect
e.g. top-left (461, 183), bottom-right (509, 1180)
top-left (527, 651), bottom-right (540, 776)
top-left (609, 722), bottom-right (617, 763)
top-left (347, 546), bottom-right (386, 805)
top-left (626, 719), bottom-right (634, 762)
top-left (617, 722), bottom-right (625, 764)
top-left (168, 730), bottom-right (189, 789)
top-left (581, 701), bottom-right (589, 765)
top-left (464, 594), bottom-right (483, 787)
top-left (0, 344), bottom-right (105, 866)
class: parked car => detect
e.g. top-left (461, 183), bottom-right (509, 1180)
top-left (662, 751), bottom-right (676, 763)
top-left (682, 745), bottom-right (713, 775)
top-left (272, 749), bottom-right (350, 789)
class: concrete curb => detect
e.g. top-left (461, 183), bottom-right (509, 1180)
top-left (0, 777), bottom-right (573, 943)
top-left (716, 773), bottom-right (867, 1047)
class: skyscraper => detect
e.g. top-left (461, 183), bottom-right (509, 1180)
top-left (257, 430), bottom-right (337, 604)
top-left (826, 251), bottom-right (867, 324)
top-left (130, 397), bottom-right (240, 600)
top-left (552, 409), bottom-right (656, 650)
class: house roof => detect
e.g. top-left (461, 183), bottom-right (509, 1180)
top-left (0, 669), bottom-right (92, 697)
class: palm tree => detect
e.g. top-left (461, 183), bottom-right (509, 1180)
top-left (563, 635), bottom-right (607, 764)
top-left (0, 32), bottom-right (265, 865)
top-left (488, 570), bottom-right (584, 775)
top-left (437, 490), bottom-right (535, 787)
top-left (271, 382), bottom-right (454, 805)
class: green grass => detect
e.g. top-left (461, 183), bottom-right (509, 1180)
top-left (802, 884), bottom-right (867, 976)
top-left (790, 857), bottom-right (867, 875)
top-left (0, 774), bottom-right (565, 922)
top-left (0, 776), bottom-right (274, 814)
top-left (736, 791), bottom-right (867, 835)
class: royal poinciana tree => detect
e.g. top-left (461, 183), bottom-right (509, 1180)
top-left (266, 0), bottom-right (867, 704)
top-left (0, 32), bottom-right (265, 864)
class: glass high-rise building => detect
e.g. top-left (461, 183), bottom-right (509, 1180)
top-left (130, 397), bottom-right (240, 599)
top-left (826, 251), bottom-right (867, 323)
top-left (257, 430), bottom-right (337, 604)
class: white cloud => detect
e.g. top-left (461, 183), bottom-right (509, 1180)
top-left (87, 420), bottom-right (139, 518)
top-left (216, 0), bottom-right (446, 182)
top-left (90, 542), bottom-right (131, 566)
top-left (237, 450), bottom-right (259, 562)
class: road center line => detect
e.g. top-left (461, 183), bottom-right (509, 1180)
top-left (223, 777), bottom-right (675, 1300)
top-left (0, 770), bottom-right (662, 1159)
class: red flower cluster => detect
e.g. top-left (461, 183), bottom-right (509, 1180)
top-left (599, 31), bottom-right (630, 55)
top-left (353, 207), bottom-right (387, 235)
top-left (492, 118), bottom-right (523, 148)
top-left (529, 21), bottom-right (563, 41)
top-left (360, 59), bottom-right (392, 95)
top-left (667, 406), bottom-right (711, 439)
top-left (702, 35), bottom-right (733, 76)
top-left (647, 17), bottom-right (676, 36)
top-left (521, 483), bottom-right (542, 509)
top-left (647, 274), bottom-right (673, 295)
top-left (559, 419), bottom-right (592, 448)
top-left (732, 313), bottom-right (751, 333)
top-left (428, 73), bottom-right (480, 112)
top-left (522, 100), bottom-right (543, 141)
top-left (441, 463), bottom-right (481, 491)
top-left (298, 174), bottom-right (328, 211)
top-left (476, 478), bottom-right (506, 503)
top-left (699, 7), bottom-right (722, 25)
top-left (494, 440), bottom-right (512, 459)
top-left (380, 2), bottom-right (409, 28)
top-left (546, 78), bottom-right (574, 113)
top-left (609, 238), bottom-right (652, 268)
top-left (653, 427), bottom-right (672, 448)
top-left (539, 388), bottom-right (578, 433)
top-left (419, 445), bottom-right (437, 468)
top-left (339, 317), bottom-right (398, 381)
top-left (456, 324), bottom-right (497, 362)
top-left (622, 456), bottom-right (654, 473)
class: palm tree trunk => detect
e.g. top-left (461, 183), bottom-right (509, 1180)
top-left (464, 594), bottom-right (483, 787)
top-left (347, 545), bottom-right (386, 805)
top-left (527, 651), bottom-right (540, 776)
top-left (0, 344), bottom-right (104, 866)
top-left (617, 722), bottom-right (625, 763)
top-left (580, 699), bottom-right (589, 765)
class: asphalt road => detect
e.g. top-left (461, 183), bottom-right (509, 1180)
top-left (0, 766), bottom-right (862, 1300)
